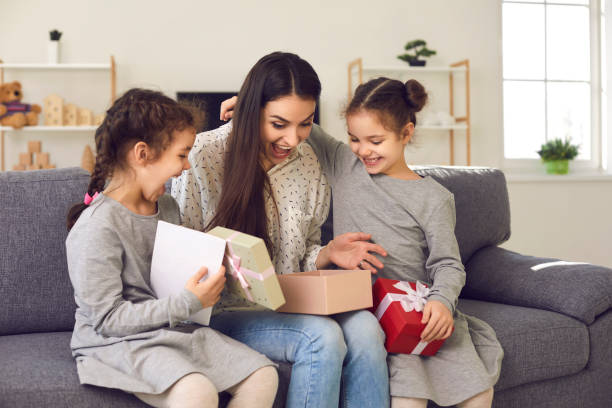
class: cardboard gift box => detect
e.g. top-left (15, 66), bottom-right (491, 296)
top-left (372, 278), bottom-right (449, 355)
top-left (276, 270), bottom-right (372, 315)
top-left (208, 226), bottom-right (285, 310)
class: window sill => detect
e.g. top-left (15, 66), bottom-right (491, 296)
top-left (505, 170), bottom-right (612, 183)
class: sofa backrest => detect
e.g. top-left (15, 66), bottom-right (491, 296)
top-left (0, 166), bottom-right (510, 334)
top-left (413, 166), bottom-right (511, 263)
top-left (321, 166), bottom-right (511, 264)
top-left (0, 167), bottom-right (90, 335)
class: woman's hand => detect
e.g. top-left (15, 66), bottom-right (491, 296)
top-left (219, 96), bottom-right (238, 121)
top-left (185, 265), bottom-right (226, 308)
top-left (420, 300), bottom-right (454, 342)
top-left (316, 232), bottom-right (386, 273)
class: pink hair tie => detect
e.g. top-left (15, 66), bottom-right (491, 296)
top-left (84, 192), bottom-right (99, 205)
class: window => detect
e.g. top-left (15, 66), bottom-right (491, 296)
top-left (502, 0), bottom-right (604, 170)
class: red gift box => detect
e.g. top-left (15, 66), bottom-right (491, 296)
top-left (372, 278), bottom-right (449, 355)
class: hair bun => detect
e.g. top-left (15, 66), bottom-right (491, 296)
top-left (404, 79), bottom-right (428, 112)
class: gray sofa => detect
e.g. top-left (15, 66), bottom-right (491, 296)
top-left (1, 166), bottom-right (610, 408)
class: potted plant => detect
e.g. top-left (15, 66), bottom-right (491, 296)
top-left (397, 39), bottom-right (437, 67)
top-left (537, 138), bottom-right (580, 174)
top-left (48, 29), bottom-right (62, 64)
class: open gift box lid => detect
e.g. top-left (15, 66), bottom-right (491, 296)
top-left (208, 226), bottom-right (285, 310)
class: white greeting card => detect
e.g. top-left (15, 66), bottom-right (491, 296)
top-left (151, 221), bottom-right (226, 325)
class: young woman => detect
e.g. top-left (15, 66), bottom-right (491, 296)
top-left (172, 52), bottom-right (390, 408)
top-left (66, 89), bottom-right (278, 408)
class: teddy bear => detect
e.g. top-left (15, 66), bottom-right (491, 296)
top-left (0, 81), bottom-right (42, 129)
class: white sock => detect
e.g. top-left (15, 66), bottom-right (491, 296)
top-left (134, 372), bottom-right (219, 408)
top-left (226, 365), bottom-right (279, 408)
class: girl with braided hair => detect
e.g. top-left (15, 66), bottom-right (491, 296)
top-left (65, 88), bottom-right (278, 408)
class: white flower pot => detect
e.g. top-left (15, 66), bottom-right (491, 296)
top-left (48, 41), bottom-right (60, 64)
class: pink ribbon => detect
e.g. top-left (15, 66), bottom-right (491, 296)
top-left (225, 232), bottom-right (275, 302)
top-left (83, 191), bottom-right (99, 205)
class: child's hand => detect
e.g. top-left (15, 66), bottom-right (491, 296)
top-left (325, 232), bottom-right (387, 273)
top-left (219, 96), bottom-right (238, 121)
top-left (420, 300), bottom-right (454, 342)
top-left (185, 265), bottom-right (226, 308)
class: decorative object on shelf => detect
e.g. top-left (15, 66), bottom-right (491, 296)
top-left (12, 140), bottom-right (55, 171)
top-left (421, 111), bottom-right (456, 127)
top-left (77, 108), bottom-right (93, 125)
top-left (63, 103), bottom-right (77, 126)
top-left (0, 81), bottom-right (42, 129)
top-left (43, 94), bottom-right (63, 126)
top-left (397, 39), bottom-right (437, 67)
top-left (93, 113), bottom-right (105, 126)
top-left (43, 94), bottom-right (100, 126)
top-left (537, 138), bottom-right (580, 175)
top-left (48, 29), bottom-right (62, 64)
top-left (81, 145), bottom-right (94, 173)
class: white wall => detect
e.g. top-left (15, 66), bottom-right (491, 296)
top-left (2, 0), bottom-right (611, 267)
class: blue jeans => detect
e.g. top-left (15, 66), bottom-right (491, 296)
top-left (209, 310), bottom-right (389, 408)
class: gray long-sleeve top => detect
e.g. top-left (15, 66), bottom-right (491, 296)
top-left (66, 194), bottom-right (202, 348)
top-left (306, 125), bottom-right (466, 313)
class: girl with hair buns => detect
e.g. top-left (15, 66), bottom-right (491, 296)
top-left (302, 77), bottom-right (504, 408)
top-left (66, 88), bottom-right (278, 408)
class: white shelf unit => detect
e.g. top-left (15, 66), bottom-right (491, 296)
top-left (0, 56), bottom-right (116, 171)
top-left (348, 58), bottom-right (471, 165)
top-left (0, 126), bottom-right (99, 131)
top-left (0, 63), bottom-right (111, 70)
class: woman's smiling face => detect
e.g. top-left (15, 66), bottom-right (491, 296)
top-left (259, 94), bottom-right (316, 171)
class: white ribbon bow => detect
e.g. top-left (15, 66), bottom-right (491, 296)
top-left (375, 280), bottom-right (430, 320)
top-left (374, 280), bottom-right (432, 355)
top-left (392, 281), bottom-right (430, 313)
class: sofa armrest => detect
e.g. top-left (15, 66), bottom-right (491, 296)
top-left (462, 246), bottom-right (612, 325)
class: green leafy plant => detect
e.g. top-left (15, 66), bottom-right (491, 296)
top-left (537, 138), bottom-right (580, 161)
top-left (397, 39), bottom-right (437, 65)
top-left (49, 29), bottom-right (62, 41)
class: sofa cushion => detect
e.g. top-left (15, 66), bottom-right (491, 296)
top-left (464, 246), bottom-right (612, 325)
top-left (412, 166), bottom-right (511, 264)
top-left (0, 168), bottom-right (89, 335)
top-left (0, 331), bottom-right (146, 407)
top-left (457, 298), bottom-right (589, 391)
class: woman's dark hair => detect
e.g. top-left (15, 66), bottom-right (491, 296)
top-left (67, 88), bottom-right (202, 230)
top-left (206, 52), bottom-right (321, 256)
top-left (345, 77), bottom-right (428, 135)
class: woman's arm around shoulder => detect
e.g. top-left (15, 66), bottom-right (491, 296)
top-left (306, 124), bottom-right (353, 180)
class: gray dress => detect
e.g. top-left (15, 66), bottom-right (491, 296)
top-left (307, 126), bottom-right (503, 406)
top-left (65, 194), bottom-right (273, 395)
